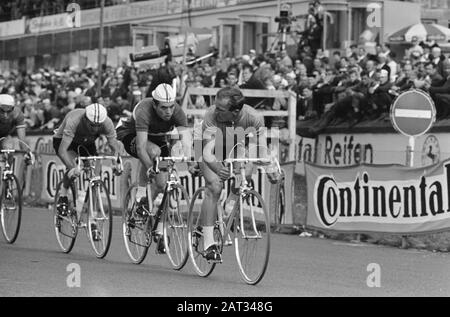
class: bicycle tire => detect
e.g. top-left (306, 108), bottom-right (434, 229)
top-left (234, 189), bottom-right (270, 285)
top-left (277, 183), bottom-right (286, 225)
top-left (187, 187), bottom-right (216, 278)
top-left (0, 175), bottom-right (22, 244)
top-left (163, 183), bottom-right (190, 271)
top-left (122, 184), bottom-right (151, 264)
top-left (53, 180), bottom-right (78, 253)
top-left (87, 180), bottom-right (113, 259)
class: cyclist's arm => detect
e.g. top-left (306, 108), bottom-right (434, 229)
top-left (172, 107), bottom-right (194, 166)
top-left (58, 117), bottom-right (78, 170)
top-left (16, 127), bottom-right (28, 152)
top-left (58, 136), bottom-right (77, 170)
top-left (15, 110), bottom-right (28, 151)
top-left (108, 138), bottom-right (122, 157)
top-left (104, 119), bottom-right (121, 156)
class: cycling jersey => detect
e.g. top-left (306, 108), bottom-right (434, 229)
top-left (202, 104), bottom-right (265, 160)
top-left (116, 98), bottom-right (187, 140)
top-left (0, 107), bottom-right (26, 138)
top-left (54, 109), bottom-right (116, 145)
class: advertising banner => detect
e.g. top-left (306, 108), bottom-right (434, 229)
top-left (27, 13), bottom-right (73, 34)
top-left (295, 132), bottom-right (450, 175)
top-left (305, 160), bottom-right (450, 234)
top-left (0, 18), bottom-right (26, 38)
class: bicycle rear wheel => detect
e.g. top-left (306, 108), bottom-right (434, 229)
top-left (234, 190), bottom-right (270, 285)
top-left (163, 184), bottom-right (190, 270)
top-left (54, 181), bottom-right (78, 253)
top-left (187, 187), bottom-right (216, 277)
top-left (87, 180), bottom-right (113, 259)
top-left (1, 175), bottom-right (22, 244)
top-left (122, 184), bottom-right (151, 264)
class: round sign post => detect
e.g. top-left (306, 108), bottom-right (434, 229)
top-left (390, 89), bottom-right (436, 167)
top-left (390, 89), bottom-right (436, 249)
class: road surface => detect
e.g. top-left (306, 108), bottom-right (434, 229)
top-left (1, 208), bottom-right (449, 297)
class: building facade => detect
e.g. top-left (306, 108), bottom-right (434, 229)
top-left (0, 0), bottom-right (427, 71)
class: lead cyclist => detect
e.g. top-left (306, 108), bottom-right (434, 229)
top-left (198, 87), bottom-right (282, 262)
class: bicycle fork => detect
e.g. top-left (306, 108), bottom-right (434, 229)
top-left (89, 177), bottom-right (107, 221)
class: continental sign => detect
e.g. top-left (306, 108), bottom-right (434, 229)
top-left (306, 160), bottom-right (450, 234)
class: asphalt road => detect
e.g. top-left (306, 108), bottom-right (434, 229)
top-left (0, 208), bottom-right (449, 297)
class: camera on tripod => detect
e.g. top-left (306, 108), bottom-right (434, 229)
top-left (275, 3), bottom-right (296, 29)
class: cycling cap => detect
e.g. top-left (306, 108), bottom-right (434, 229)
top-left (0, 94), bottom-right (15, 109)
top-left (85, 103), bottom-right (108, 124)
top-left (152, 83), bottom-right (176, 103)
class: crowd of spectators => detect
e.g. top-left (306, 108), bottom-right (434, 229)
top-left (0, 63), bottom-right (152, 132)
top-left (3, 36), bottom-right (450, 139)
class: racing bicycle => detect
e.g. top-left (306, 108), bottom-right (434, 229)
top-left (0, 138), bottom-right (34, 244)
top-left (187, 157), bottom-right (281, 285)
top-left (122, 156), bottom-right (191, 270)
top-left (53, 154), bottom-right (123, 258)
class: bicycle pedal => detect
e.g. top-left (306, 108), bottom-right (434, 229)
top-left (224, 239), bottom-right (233, 246)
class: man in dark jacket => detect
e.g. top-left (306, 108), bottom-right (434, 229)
top-left (429, 59), bottom-right (450, 119)
top-left (367, 69), bottom-right (393, 119)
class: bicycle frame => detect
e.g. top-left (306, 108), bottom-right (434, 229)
top-left (147, 157), bottom-right (189, 236)
top-left (76, 156), bottom-right (122, 223)
top-left (0, 150), bottom-right (15, 180)
top-left (218, 158), bottom-right (272, 243)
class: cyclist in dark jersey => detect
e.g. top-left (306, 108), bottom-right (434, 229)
top-left (54, 103), bottom-right (122, 222)
top-left (0, 94), bottom-right (34, 164)
top-left (116, 83), bottom-right (195, 254)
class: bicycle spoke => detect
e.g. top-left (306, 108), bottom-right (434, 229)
top-left (88, 181), bottom-right (112, 259)
top-left (164, 185), bottom-right (190, 271)
top-left (187, 187), bottom-right (217, 277)
top-left (54, 182), bottom-right (77, 253)
top-left (0, 175), bottom-right (22, 244)
top-left (122, 185), bottom-right (150, 264)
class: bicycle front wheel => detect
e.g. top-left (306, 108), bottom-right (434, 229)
top-left (163, 184), bottom-right (190, 270)
top-left (187, 187), bottom-right (216, 278)
top-left (234, 190), bottom-right (270, 285)
top-left (87, 180), bottom-right (113, 259)
top-left (122, 184), bottom-right (151, 264)
top-left (53, 181), bottom-right (78, 253)
top-left (1, 175), bottom-right (22, 244)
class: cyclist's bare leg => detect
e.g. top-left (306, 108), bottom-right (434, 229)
top-left (56, 149), bottom-right (78, 196)
top-left (199, 162), bottom-right (222, 249)
top-left (145, 141), bottom-right (168, 235)
top-left (0, 136), bottom-right (14, 165)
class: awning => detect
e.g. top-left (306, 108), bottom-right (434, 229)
top-left (388, 23), bottom-right (450, 43)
